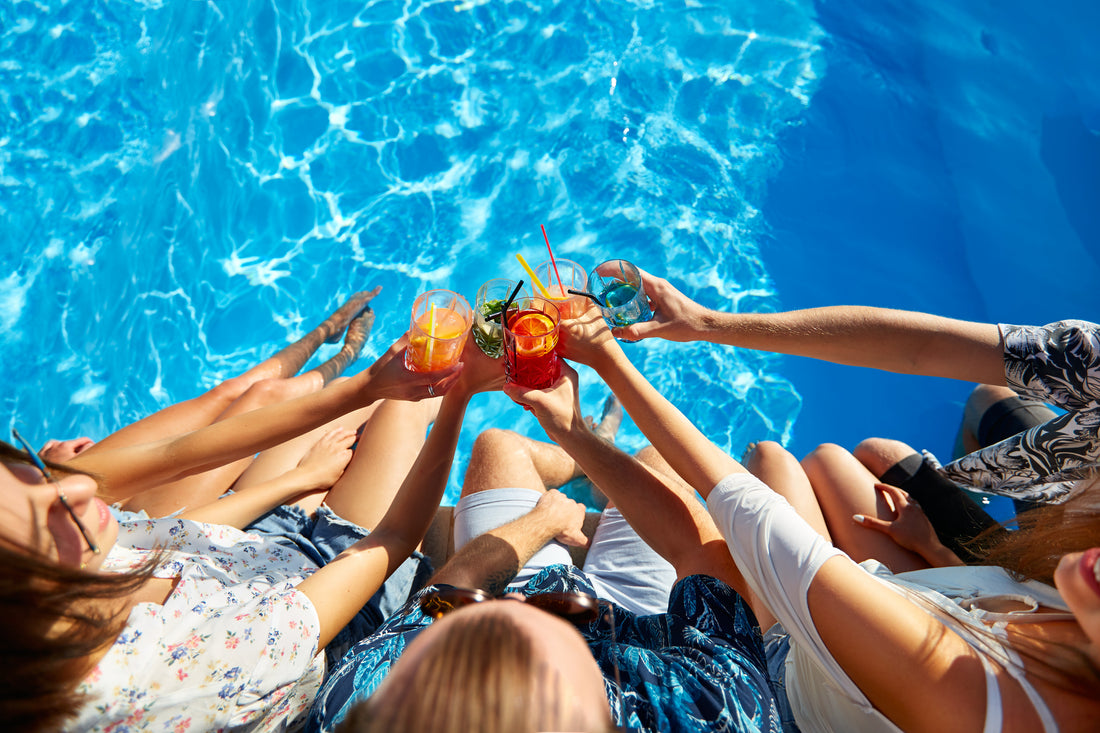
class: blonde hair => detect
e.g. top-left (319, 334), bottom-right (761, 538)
top-left (338, 610), bottom-right (609, 733)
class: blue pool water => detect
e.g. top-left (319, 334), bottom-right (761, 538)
top-left (2, 1), bottom-right (1097, 514)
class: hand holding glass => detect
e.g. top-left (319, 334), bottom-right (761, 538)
top-left (534, 258), bottom-right (588, 319)
top-left (405, 289), bottom-right (472, 372)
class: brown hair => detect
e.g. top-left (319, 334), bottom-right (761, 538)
top-left (970, 475), bottom-right (1100, 696)
top-left (0, 442), bottom-right (160, 732)
top-left (337, 610), bottom-right (610, 733)
top-left (977, 474), bottom-right (1100, 585)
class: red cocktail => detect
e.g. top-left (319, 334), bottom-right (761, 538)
top-left (503, 297), bottom-right (561, 389)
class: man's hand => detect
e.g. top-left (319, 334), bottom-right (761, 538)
top-left (612, 268), bottom-right (711, 342)
top-left (531, 489), bottom-right (588, 547)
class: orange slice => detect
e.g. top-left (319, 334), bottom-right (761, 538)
top-left (510, 312), bottom-right (556, 357)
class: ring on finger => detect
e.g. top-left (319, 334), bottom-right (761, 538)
top-left (428, 384), bottom-right (436, 397)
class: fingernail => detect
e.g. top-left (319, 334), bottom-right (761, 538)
top-left (853, 514), bottom-right (865, 523)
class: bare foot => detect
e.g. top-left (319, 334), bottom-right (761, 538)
top-left (593, 395), bottom-right (623, 444)
top-left (322, 287), bottom-right (382, 344)
top-left (315, 305), bottom-right (377, 384)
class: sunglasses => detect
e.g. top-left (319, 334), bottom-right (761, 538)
top-left (419, 587), bottom-right (630, 731)
top-left (10, 427), bottom-right (101, 556)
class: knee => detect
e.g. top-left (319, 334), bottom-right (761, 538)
top-left (238, 377), bottom-right (298, 408)
top-left (799, 442), bottom-right (851, 477)
top-left (742, 440), bottom-right (798, 474)
top-left (853, 437), bottom-right (919, 477)
top-left (470, 428), bottom-right (525, 464)
top-left (963, 384), bottom-right (1017, 427)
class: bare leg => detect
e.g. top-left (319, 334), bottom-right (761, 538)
top-left (743, 441), bottom-right (833, 544)
top-left (800, 443), bottom-right (929, 573)
top-left (954, 384), bottom-right (1020, 457)
top-left (460, 428), bottom-right (578, 498)
top-left (118, 311), bottom-right (379, 516)
top-left (82, 289), bottom-right (380, 456)
top-left (320, 398), bottom-right (443, 531)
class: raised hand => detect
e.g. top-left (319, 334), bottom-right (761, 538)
top-left (451, 336), bottom-right (506, 397)
top-left (557, 302), bottom-right (620, 367)
top-left (532, 488), bottom-right (589, 548)
top-left (360, 336), bottom-right (464, 402)
top-left (612, 268), bottom-right (710, 342)
top-left (503, 364), bottom-right (586, 439)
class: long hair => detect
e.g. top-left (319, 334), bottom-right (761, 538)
top-left (338, 610), bottom-right (610, 733)
top-left (968, 474), bottom-right (1100, 696)
top-left (977, 474), bottom-right (1100, 585)
top-left (0, 442), bottom-right (161, 732)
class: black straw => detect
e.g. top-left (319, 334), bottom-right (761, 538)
top-left (501, 279), bottom-right (524, 327)
top-left (567, 288), bottom-right (604, 306)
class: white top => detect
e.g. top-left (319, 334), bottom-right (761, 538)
top-left (69, 519), bottom-right (324, 732)
top-left (707, 472), bottom-right (1065, 733)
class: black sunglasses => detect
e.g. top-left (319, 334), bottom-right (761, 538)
top-left (419, 587), bottom-right (630, 730)
top-left (11, 427), bottom-right (101, 556)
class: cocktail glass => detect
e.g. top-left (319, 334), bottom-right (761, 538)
top-left (534, 258), bottom-right (588, 320)
top-left (405, 289), bottom-right (473, 372)
top-left (473, 279), bottom-right (526, 358)
top-left (587, 259), bottom-right (652, 338)
top-left (502, 297), bottom-right (562, 389)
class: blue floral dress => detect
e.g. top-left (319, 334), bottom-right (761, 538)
top-left (308, 565), bottom-right (781, 733)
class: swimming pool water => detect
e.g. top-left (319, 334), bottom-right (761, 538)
top-left (2, 1), bottom-right (1096, 513)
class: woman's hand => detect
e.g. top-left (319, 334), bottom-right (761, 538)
top-left (854, 483), bottom-right (964, 567)
top-left (292, 427), bottom-right (357, 491)
top-left (531, 488), bottom-right (589, 548)
top-left (360, 336), bottom-right (464, 402)
top-left (40, 437), bottom-right (96, 463)
top-left (612, 268), bottom-right (711, 342)
top-left (451, 337), bottom-right (506, 397)
top-left (503, 364), bottom-right (587, 439)
top-left (557, 303), bottom-right (620, 368)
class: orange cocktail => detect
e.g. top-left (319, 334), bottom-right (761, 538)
top-left (405, 289), bottom-right (472, 372)
top-left (535, 258), bottom-right (588, 319)
top-left (502, 297), bottom-right (561, 389)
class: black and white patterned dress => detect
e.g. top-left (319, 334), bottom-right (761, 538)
top-left (939, 320), bottom-right (1100, 503)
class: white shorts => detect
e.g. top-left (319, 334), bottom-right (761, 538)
top-left (453, 487), bottom-right (676, 615)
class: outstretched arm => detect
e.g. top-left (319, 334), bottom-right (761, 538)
top-left (506, 366), bottom-right (746, 594)
top-left (430, 489), bottom-right (588, 595)
top-left (615, 270), bottom-right (1006, 386)
top-left (178, 427), bottom-right (356, 529)
top-left (295, 340), bottom-right (503, 648)
top-left (69, 337), bottom-right (460, 503)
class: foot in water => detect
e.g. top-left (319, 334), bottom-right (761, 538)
top-left (314, 305), bottom-right (376, 384)
top-left (322, 287), bottom-right (382, 344)
top-left (592, 394), bottom-right (624, 443)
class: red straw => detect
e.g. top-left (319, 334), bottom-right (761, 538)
top-left (541, 224), bottom-right (563, 293)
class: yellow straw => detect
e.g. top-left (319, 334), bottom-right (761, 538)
top-left (426, 302), bottom-right (437, 365)
top-left (515, 253), bottom-right (551, 298)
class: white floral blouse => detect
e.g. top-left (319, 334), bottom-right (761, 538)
top-left (69, 519), bottom-right (324, 732)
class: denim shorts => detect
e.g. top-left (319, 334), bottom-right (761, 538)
top-left (248, 502), bottom-right (434, 673)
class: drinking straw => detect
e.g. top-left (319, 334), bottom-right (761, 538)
top-left (541, 224), bottom-right (563, 292)
top-left (425, 302), bottom-right (437, 365)
top-left (515, 253), bottom-right (551, 298)
top-left (501, 279), bottom-right (525, 331)
top-left (567, 288), bottom-right (604, 306)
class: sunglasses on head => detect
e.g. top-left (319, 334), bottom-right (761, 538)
top-left (419, 586), bottom-right (601, 624)
top-left (419, 586), bottom-right (630, 730)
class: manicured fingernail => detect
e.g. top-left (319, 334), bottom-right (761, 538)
top-left (853, 514), bottom-right (866, 523)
